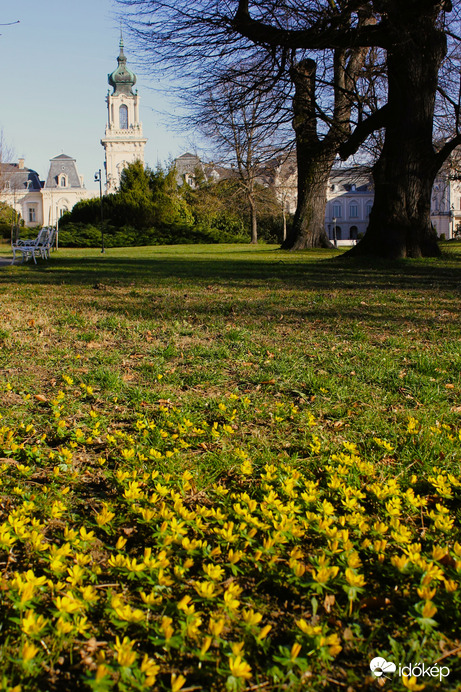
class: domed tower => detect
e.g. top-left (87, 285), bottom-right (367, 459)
top-left (101, 34), bottom-right (147, 193)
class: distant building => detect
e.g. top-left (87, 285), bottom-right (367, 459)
top-left (101, 35), bottom-right (147, 193)
top-left (325, 167), bottom-right (374, 242)
top-left (0, 154), bottom-right (89, 228)
top-left (175, 151), bottom-right (461, 242)
top-left (41, 154), bottom-right (89, 227)
top-left (325, 167), bottom-right (460, 242)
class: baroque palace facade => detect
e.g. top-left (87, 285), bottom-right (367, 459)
top-left (0, 37), bottom-right (146, 228)
top-left (175, 153), bottom-right (461, 243)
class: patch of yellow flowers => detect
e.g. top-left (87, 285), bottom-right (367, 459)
top-left (0, 382), bottom-right (460, 690)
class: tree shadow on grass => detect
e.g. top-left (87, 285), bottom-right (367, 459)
top-left (1, 250), bottom-right (461, 295)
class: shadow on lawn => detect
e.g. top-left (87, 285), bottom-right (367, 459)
top-left (1, 250), bottom-right (461, 294)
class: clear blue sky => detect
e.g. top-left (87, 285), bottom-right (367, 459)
top-left (1, 0), bottom-right (190, 193)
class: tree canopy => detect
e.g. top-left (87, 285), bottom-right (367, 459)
top-left (120, 0), bottom-right (461, 257)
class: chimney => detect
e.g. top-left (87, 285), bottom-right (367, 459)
top-left (18, 158), bottom-right (25, 169)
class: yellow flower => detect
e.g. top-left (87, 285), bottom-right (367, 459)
top-left (443, 578), bottom-right (458, 592)
top-left (140, 590), bottom-right (163, 607)
top-left (312, 565), bottom-right (339, 584)
top-left (229, 656), bottom-right (252, 680)
top-left (421, 601), bottom-right (437, 619)
top-left (323, 633), bottom-right (342, 657)
top-left (203, 562), bottom-right (225, 581)
top-left (194, 581), bottom-right (217, 599)
top-left (200, 635), bottom-right (212, 656)
top-left (114, 636), bottom-right (137, 667)
top-left (296, 619), bottom-right (321, 636)
top-left (432, 545), bottom-right (447, 561)
top-left (140, 654), bottom-right (160, 685)
top-left (228, 549), bottom-right (243, 564)
top-left (402, 675), bottom-right (426, 691)
top-left (21, 610), bottom-right (47, 637)
top-left (111, 595), bottom-right (145, 623)
top-left (160, 616), bottom-right (174, 641)
top-left (186, 615), bottom-right (203, 639)
top-left (55, 594), bottom-right (82, 615)
top-left (209, 617), bottom-right (225, 637)
top-left (80, 585), bottom-right (99, 603)
top-left (344, 569), bottom-right (366, 587)
top-left (22, 641), bottom-right (39, 663)
top-left (290, 642), bottom-right (302, 660)
top-left (171, 674), bottom-right (186, 691)
top-left (391, 554), bottom-right (409, 571)
top-left (95, 503), bottom-right (116, 526)
top-left (257, 624), bottom-right (272, 640)
top-left (223, 589), bottom-right (240, 612)
top-left (56, 616), bottom-right (74, 635)
top-left (177, 595), bottom-right (195, 614)
top-left (96, 663), bottom-right (109, 681)
top-left (231, 642), bottom-right (245, 656)
top-left (242, 609), bottom-right (263, 627)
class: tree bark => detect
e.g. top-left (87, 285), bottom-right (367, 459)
top-left (346, 9), bottom-right (447, 259)
top-left (249, 193), bottom-right (258, 243)
top-left (282, 59), bottom-right (333, 249)
top-left (284, 148), bottom-right (335, 249)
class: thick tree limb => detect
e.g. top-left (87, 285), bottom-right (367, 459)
top-left (434, 134), bottom-right (461, 173)
top-left (338, 104), bottom-right (388, 159)
top-left (233, 0), bottom-right (390, 50)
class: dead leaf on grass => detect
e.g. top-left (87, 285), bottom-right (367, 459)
top-left (324, 594), bottom-right (335, 612)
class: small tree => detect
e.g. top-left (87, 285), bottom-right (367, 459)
top-left (197, 77), bottom-right (285, 243)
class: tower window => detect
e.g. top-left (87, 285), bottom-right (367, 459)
top-left (119, 105), bottom-right (129, 129)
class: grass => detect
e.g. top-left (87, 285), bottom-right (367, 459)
top-left (0, 243), bottom-right (461, 691)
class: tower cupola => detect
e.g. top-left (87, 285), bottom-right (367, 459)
top-left (108, 35), bottom-right (137, 95)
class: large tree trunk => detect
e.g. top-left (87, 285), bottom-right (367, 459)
top-left (249, 194), bottom-right (258, 244)
top-left (283, 148), bottom-right (335, 249)
top-left (282, 59), bottom-right (333, 250)
top-left (347, 12), bottom-right (446, 259)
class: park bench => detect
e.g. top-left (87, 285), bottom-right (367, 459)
top-left (12, 227), bottom-right (55, 264)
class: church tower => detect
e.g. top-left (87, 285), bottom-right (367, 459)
top-left (101, 35), bottom-right (147, 193)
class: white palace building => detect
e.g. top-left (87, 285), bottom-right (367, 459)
top-left (0, 37), bottom-right (146, 228)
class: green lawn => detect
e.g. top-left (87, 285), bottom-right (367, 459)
top-left (0, 244), bottom-right (460, 691)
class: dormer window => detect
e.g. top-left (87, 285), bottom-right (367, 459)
top-left (60, 176), bottom-right (67, 187)
top-left (351, 184), bottom-right (356, 192)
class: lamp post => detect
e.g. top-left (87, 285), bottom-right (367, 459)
top-left (332, 216), bottom-right (337, 248)
top-left (94, 169), bottom-right (105, 253)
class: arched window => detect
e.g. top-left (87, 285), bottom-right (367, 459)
top-left (349, 201), bottom-right (359, 218)
top-left (335, 226), bottom-right (342, 240)
top-left (119, 105), bottom-right (129, 129)
top-left (60, 176), bottom-right (67, 187)
top-left (350, 226), bottom-right (358, 240)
